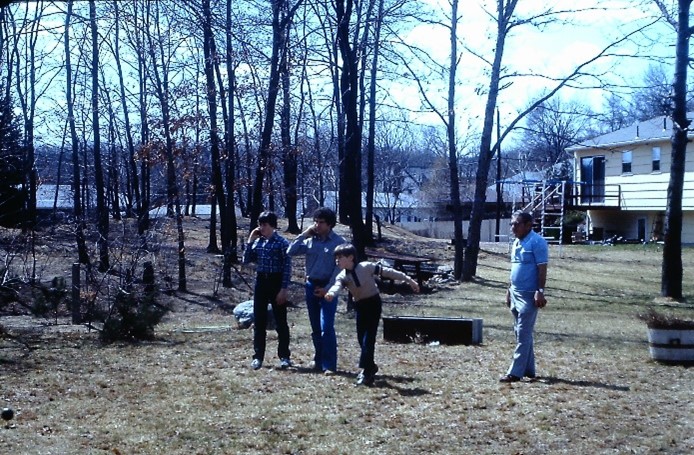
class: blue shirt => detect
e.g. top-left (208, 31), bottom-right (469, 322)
top-left (287, 230), bottom-right (346, 286)
top-left (510, 229), bottom-right (548, 292)
top-left (243, 231), bottom-right (291, 288)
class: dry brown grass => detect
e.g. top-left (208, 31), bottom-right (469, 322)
top-left (1, 219), bottom-right (693, 454)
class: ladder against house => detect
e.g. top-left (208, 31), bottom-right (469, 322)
top-left (517, 180), bottom-right (566, 245)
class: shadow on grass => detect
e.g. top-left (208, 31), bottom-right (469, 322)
top-left (538, 376), bottom-right (630, 392)
top-left (468, 276), bottom-right (508, 289)
top-left (373, 375), bottom-right (430, 397)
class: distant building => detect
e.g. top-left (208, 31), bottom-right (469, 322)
top-left (567, 114), bottom-right (694, 242)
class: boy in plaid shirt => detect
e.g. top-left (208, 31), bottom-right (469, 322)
top-left (243, 211), bottom-right (292, 370)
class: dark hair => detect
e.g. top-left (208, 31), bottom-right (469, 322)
top-left (312, 207), bottom-right (337, 228)
top-left (333, 243), bottom-right (357, 259)
top-left (512, 210), bottom-right (533, 224)
top-left (258, 211), bottom-right (278, 228)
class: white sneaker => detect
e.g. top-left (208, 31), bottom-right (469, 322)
top-left (251, 359), bottom-right (262, 370)
top-left (279, 358), bottom-right (292, 369)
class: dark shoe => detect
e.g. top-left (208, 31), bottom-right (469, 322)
top-left (499, 374), bottom-right (521, 383)
top-left (279, 358), bottom-right (292, 369)
top-left (362, 373), bottom-right (375, 386)
top-left (251, 359), bottom-right (262, 370)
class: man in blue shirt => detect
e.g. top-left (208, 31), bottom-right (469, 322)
top-left (287, 207), bottom-right (346, 375)
top-left (500, 211), bottom-right (548, 383)
top-left (243, 211), bottom-right (292, 371)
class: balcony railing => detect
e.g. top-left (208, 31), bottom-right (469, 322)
top-left (565, 182), bottom-right (621, 208)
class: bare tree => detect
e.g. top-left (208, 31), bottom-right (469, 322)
top-left (335, 0), bottom-right (369, 257)
top-left (111, 0), bottom-right (141, 221)
top-left (391, 0), bottom-right (466, 276)
top-left (513, 97), bottom-right (596, 178)
top-left (144, 0), bottom-right (187, 291)
top-left (462, 2), bottom-right (659, 281)
top-left (89, 0), bottom-right (109, 272)
top-left (279, 3), bottom-right (300, 233)
top-left (656, 0), bottom-right (690, 300)
top-left (64, 0), bottom-right (90, 266)
top-left (249, 0), bottom-right (304, 228)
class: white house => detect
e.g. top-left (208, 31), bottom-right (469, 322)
top-left (567, 114), bottom-right (694, 243)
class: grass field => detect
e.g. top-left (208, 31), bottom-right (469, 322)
top-left (1, 221), bottom-right (693, 454)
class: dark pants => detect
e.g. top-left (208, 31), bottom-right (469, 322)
top-left (253, 273), bottom-right (290, 362)
top-left (355, 294), bottom-right (382, 375)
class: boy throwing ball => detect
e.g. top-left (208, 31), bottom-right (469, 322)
top-left (325, 244), bottom-right (419, 385)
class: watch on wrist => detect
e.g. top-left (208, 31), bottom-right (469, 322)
top-left (537, 288), bottom-right (544, 293)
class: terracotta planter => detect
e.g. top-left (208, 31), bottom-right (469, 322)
top-left (647, 327), bottom-right (694, 363)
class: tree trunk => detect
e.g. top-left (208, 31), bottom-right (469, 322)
top-left (364, 0), bottom-right (384, 243)
top-left (249, 0), bottom-right (287, 227)
top-left (202, 0), bottom-right (225, 255)
top-left (135, 0), bottom-right (150, 241)
top-left (113, 0), bottom-right (141, 220)
top-left (220, 0), bottom-right (240, 286)
top-left (336, 0), bottom-right (368, 258)
top-left (65, 0), bottom-right (89, 266)
top-left (462, 0), bottom-right (514, 281)
top-left (146, 0), bottom-right (186, 291)
top-left (90, 0), bottom-right (110, 272)
top-left (448, 0), bottom-right (465, 280)
top-left (280, 15), bottom-right (300, 234)
top-left (661, 0), bottom-right (690, 300)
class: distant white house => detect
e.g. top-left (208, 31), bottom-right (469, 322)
top-left (485, 171), bottom-right (546, 205)
top-left (36, 184), bottom-right (74, 210)
top-left (35, 184), bottom-right (231, 218)
top-left (300, 190), bottom-right (433, 223)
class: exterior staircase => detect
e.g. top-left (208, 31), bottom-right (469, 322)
top-left (516, 180), bottom-right (566, 245)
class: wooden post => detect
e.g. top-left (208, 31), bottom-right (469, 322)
top-left (375, 214), bottom-right (382, 241)
top-left (71, 262), bottom-right (80, 324)
top-left (143, 261), bottom-right (155, 295)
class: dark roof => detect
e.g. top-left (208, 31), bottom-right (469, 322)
top-left (567, 113), bottom-right (694, 152)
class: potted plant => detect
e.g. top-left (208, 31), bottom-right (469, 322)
top-left (638, 308), bottom-right (694, 363)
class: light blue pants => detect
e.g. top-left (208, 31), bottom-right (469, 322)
top-left (507, 288), bottom-right (538, 378)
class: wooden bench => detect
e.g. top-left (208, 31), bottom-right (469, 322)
top-left (365, 248), bottom-right (432, 287)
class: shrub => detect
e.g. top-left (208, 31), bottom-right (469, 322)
top-left (31, 276), bottom-right (68, 319)
top-left (100, 265), bottom-right (170, 342)
top-left (638, 307), bottom-right (694, 330)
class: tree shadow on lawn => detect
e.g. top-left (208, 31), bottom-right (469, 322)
top-left (289, 366), bottom-right (429, 396)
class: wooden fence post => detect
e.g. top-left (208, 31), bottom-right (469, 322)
top-left (71, 262), bottom-right (80, 324)
top-left (143, 261), bottom-right (155, 295)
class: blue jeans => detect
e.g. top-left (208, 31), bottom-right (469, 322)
top-left (305, 281), bottom-right (338, 371)
top-left (507, 288), bottom-right (538, 378)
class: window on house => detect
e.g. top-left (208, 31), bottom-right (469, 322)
top-left (652, 147), bottom-right (661, 172)
top-left (622, 151), bottom-right (632, 174)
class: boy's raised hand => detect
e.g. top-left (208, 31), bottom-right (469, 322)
top-left (247, 227), bottom-right (261, 243)
top-left (410, 280), bottom-right (420, 293)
